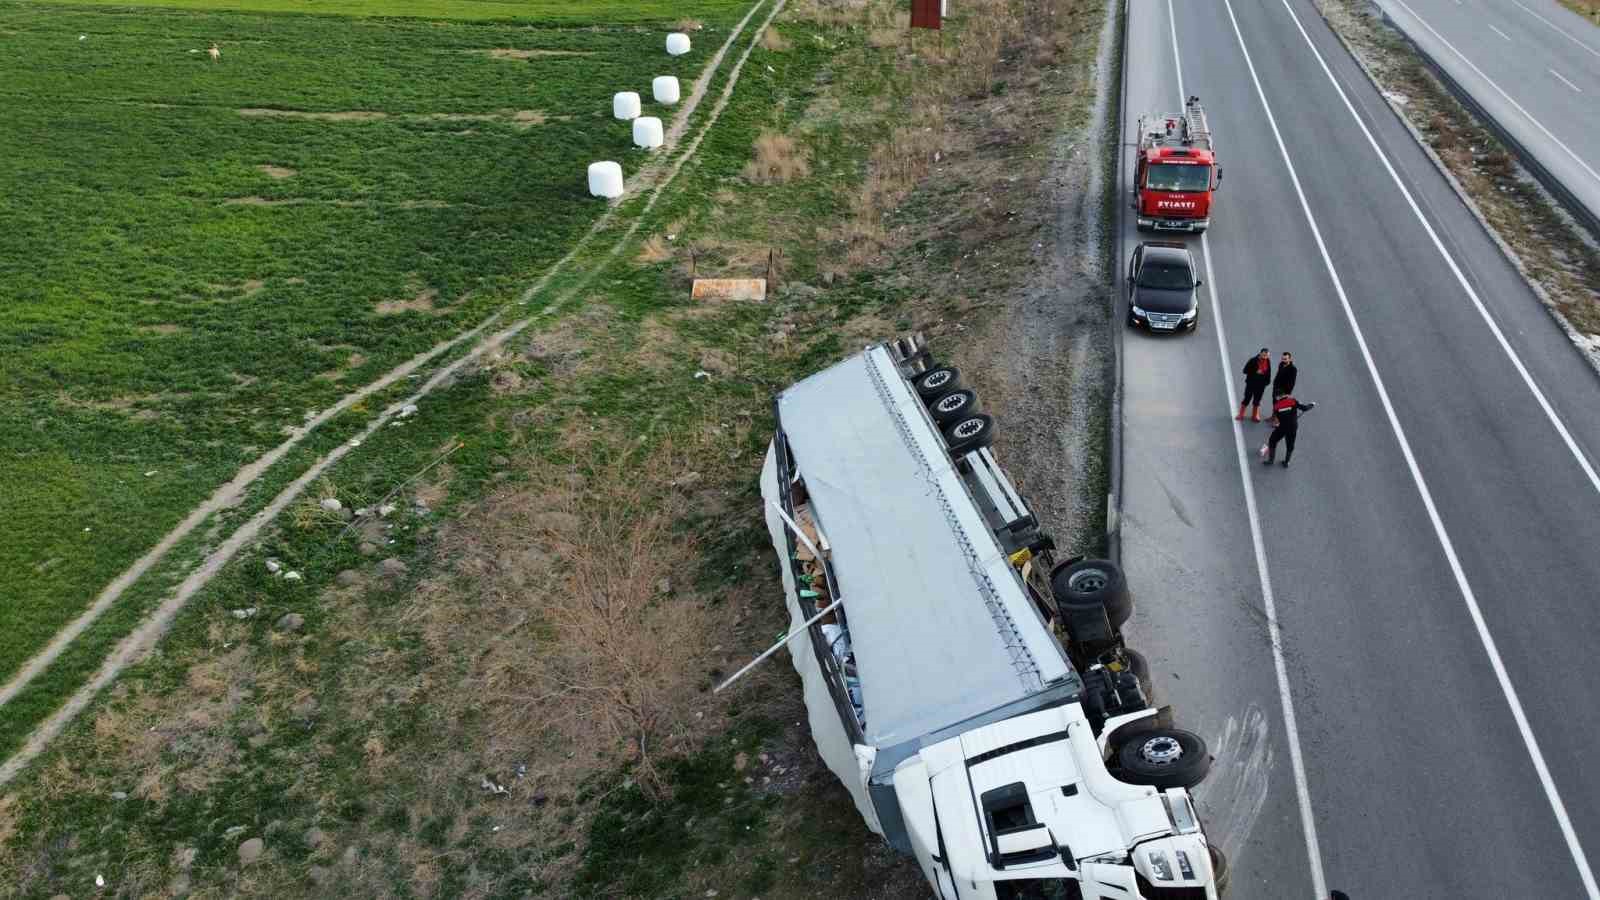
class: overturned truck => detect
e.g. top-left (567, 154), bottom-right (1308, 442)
top-left (760, 337), bottom-right (1223, 899)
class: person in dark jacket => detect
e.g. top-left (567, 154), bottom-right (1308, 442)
top-left (1237, 347), bottom-right (1272, 422)
top-left (1273, 351), bottom-right (1298, 398)
top-left (1262, 394), bottom-right (1315, 467)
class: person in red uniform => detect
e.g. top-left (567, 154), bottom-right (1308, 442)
top-left (1237, 347), bottom-right (1272, 422)
top-left (1262, 394), bottom-right (1315, 468)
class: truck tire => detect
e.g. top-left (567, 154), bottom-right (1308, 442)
top-left (1209, 845), bottom-right (1230, 894)
top-left (943, 413), bottom-right (994, 455)
top-left (1116, 728), bottom-right (1210, 789)
top-left (929, 389), bottom-right (979, 425)
top-left (914, 366), bottom-right (961, 400)
top-left (1050, 559), bottom-right (1132, 629)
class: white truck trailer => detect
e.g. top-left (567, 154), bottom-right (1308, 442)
top-left (760, 337), bottom-right (1223, 899)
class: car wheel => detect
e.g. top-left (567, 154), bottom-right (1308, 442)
top-left (929, 389), bottom-right (979, 425)
top-left (914, 366), bottom-right (961, 400)
top-left (943, 413), bottom-right (994, 455)
top-left (1116, 728), bottom-right (1211, 789)
top-left (1050, 558), bottom-right (1132, 629)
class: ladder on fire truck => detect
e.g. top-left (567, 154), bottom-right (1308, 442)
top-left (1141, 96), bottom-right (1212, 152)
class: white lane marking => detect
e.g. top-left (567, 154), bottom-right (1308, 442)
top-left (1232, 0), bottom-right (1600, 894)
top-left (1550, 67), bottom-right (1584, 92)
top-left (1488, 23), bottom-right (1513, 40)
top-left (1394, 0), bottom-right (1600, 188)
top-left (1165, 3), bottom-right (1327, 897)
top-left (1512, 0), bottom-right (1600, 61)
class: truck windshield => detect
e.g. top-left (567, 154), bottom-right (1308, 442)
top-left (995, 879), bottom-right (1074, 900)
top-left (1145, 163), bottom-right (1211, 192)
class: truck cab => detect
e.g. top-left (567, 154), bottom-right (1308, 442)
top-left (895, 705), bottom-right (1218, 899)
top-left (1135, 96), bottom-right (1219, 234)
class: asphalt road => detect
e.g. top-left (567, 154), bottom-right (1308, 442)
top-left (1376, 0), bottom-right (1600, 228)
top-left (1118, 1), bottom-right (1600, 897)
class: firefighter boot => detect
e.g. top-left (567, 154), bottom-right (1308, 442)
top-left (1236, 403), bottom-right (1248, 421)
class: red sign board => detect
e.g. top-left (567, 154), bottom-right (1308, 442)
top-left (910, 0), bottom-right (941, 30)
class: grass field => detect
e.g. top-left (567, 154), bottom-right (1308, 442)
top-left (0, 0), bottom-right (741, 695)
top-left (0, 0), bottom-right (1112, 893)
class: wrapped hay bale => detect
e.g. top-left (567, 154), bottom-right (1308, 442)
top-left (612, 91), bottom-right (641, 120)
top-left (666, 33), bottom-right (691, 56)
top-left (587, 161), bottom-right (624, 198)
top-left (632, 116), bottom-right (664, 149)
top-left (652, 75), bottom-right (681, 104)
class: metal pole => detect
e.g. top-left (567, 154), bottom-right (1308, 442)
top-left (769, 500), bottom-right (828, 558)
top-left (714, 597), bottom-right (844, 693)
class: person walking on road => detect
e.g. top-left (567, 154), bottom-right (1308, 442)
top-left (1273, 351), bottom-right (1298, 398)
top-left (1237, 347), bottom-right (1272, 422)
top-left (1261, 393), bottom-right (1315, 468)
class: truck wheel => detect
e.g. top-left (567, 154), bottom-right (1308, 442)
top-left (929, 389), bottom-right (979, 424)
top-left (1116, 728), bottom-right (1210, 789)
top-left (1050, 559), bottom-right (1132, 629)
top-left (914, 366), bottom-right (961, 400)
top-left (943, 413), bottom-right (994, 455)
top-left (1209, 845), bottom-right (1230, 894)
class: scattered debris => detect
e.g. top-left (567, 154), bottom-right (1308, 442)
top-left (224, 825), bottom-right (248, 839)
top-left (275, 613), bottom-right (305, 632)
top-left (283, 571), bottom-right (303, 582)
top-left (144, 470), bottom-right (157, 477)
top-left (378, 503), bottom-right (397, 517)
top-left (265, 559), bottom-right (282, 574)
top-left (480, 776), bottom-right (509, 796)
top-left (95, 874), bottom-right (105, 888)
top-left (694, 370), bottom-right (712, 380)
top-left (399, 403), bottom-right (419, 418)
top-left (320, 498), bottom-right (343, 513)
top-left (111, 791), bottom-right (127, 800)
top-left (230, 607), bottom-right (258, 620)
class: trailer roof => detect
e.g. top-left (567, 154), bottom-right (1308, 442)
top-left (776, 346), bottom-right (1072, 747)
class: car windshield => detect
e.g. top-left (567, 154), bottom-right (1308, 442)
top-left (995, 878), bottom-right (1074, 900)
top-left (1145, 163), bottom-right (1211, 192)
top-left (1138, 260), bottom-right (1193, 290)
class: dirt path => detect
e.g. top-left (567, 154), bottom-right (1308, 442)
top-left (0, 0), bottom-right (782, 788)
top-left (964, 0), bottom-right (1119, 557)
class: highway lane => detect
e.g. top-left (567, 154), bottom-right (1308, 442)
top-left (1121, 0), bottom-right (1600, 896)
top-left (1377, 0), bottom-right (1600, 227)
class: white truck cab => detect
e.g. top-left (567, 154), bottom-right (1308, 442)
top-left (761, 336), bottom-right (1223, 900)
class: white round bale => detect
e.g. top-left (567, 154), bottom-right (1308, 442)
top-left (632, 116), bottom-right (664, 149)
top-left (666, 33), bottom-right (691, 56)
top-left (652, 75), bottom-right (681, 105)
top-left (587, 161), bottom-right (624, 199)
top-left (612, 91), bottom-right (641, 120)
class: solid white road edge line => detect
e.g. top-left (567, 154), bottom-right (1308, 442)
top-left (1164, 3), bottom-right (1328, 897)
top-left (1511, 0), bottom-right (1600, 61)
top-left (1393, 0), bottom-right (1600, 187)
top-left (1229, 0), bottom-right (1600, 894)
top-left (1323, 1), bottom-right (1600, 497)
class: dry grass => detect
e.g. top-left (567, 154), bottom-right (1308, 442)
top-left (742, 131), bottom-right (812, 184)
top-left (1558, 0), bottom-right (1600, 20)
top-left (761, 25), bottom-right (791, 51)
top-left (636, 234), bottom-right (674, 263)
top-left (374, 288), bottom-right (440, 315)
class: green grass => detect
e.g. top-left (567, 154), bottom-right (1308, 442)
top-left (0, 0), bottom-right (740, 691)
top-left (35, 0), bottom-right (747, 22)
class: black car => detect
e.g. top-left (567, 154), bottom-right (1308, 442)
top-left (1127, 241), bottom-right (1201, 332)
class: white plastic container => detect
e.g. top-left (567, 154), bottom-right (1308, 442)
top-left (666, 33), bottom-right (691, 56)
top-left (652, 75), bottom-right (681, 104)
top-left (612, 91), bottom-right (641, 120)
top-left (587, 161), bottom-right (624, 199)
top-left (632, 116), bottom-right (664, 149)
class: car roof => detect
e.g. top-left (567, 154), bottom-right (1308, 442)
top-left (1139, 243), bottom-right (1192, 267)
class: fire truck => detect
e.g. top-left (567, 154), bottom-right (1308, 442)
top-left (1134, 96), bottom-right (1220, 233)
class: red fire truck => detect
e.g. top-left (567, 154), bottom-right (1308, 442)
top-left (1134, 96), bottom-right (1220, 233)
